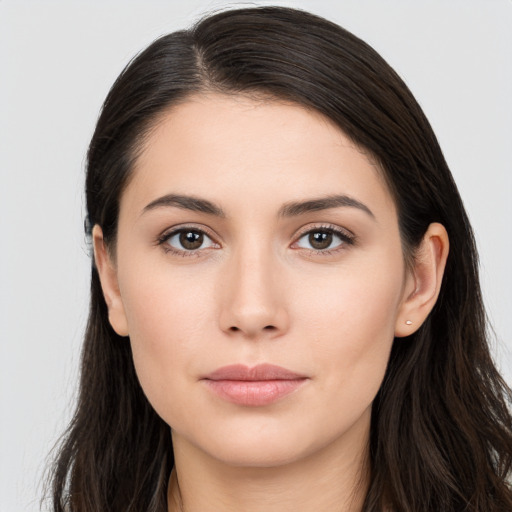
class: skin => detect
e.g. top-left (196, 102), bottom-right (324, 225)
top-left (94, 93), bottom-right (449, 512)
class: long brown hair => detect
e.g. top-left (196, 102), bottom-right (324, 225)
top-left (46, 6), bottom-right (512, 511)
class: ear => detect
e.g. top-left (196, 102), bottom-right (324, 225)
top-left (395, 222), bottom-right (449, 337)
top-left (92, 225), bottom-right (129, 337)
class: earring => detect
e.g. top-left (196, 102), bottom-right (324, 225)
top-left (405, 320), bottom-right (412, 325)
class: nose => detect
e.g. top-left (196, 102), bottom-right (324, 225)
top-left (218, 244), bottom-right (289, 339)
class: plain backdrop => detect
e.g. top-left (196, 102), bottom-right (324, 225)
top-left (1, 1), bottom-right (511, 510)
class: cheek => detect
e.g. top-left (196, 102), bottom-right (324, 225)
top-left (119, 267), bottom-right (216, 410)
top-left (297, 259), bottom-right (403, 403)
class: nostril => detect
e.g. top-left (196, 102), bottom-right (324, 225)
top-left (228, 325), bottom-right (276, 333)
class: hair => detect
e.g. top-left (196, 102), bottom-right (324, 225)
top-left (46, 6), bottom-right (512, 511)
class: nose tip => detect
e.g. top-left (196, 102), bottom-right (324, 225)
top-left (221, 301), bottom-right (288, 339)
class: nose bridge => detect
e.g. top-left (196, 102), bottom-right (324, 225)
top-left (219, 234), bottom-right (288, 338)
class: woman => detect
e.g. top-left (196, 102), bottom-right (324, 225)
top-left (47, 6), bottom-right (512, 511)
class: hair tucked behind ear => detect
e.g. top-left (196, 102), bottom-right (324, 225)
top-left (47, 271), bottom-right (173, 511)
top-left (45, 6), bottom-right (512, 511)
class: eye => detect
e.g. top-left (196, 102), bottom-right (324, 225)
top-left (294, 226), bottom-right (354, 252)
top-left (159, 228), bottom-right (217, 254)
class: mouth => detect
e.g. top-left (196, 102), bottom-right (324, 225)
top-left (201, 363), bottom-right (308, 407)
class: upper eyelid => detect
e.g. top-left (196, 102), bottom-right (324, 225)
top-left (160, 223), bottom-right (352, 237)
top-left (293, 223), bottom-right (355, 240)
top-left (159, 224), bottom-right (219, 242)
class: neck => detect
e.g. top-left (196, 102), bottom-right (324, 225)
top-left (167, 412), bottom-right (370, 512)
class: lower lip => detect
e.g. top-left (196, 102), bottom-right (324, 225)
top-left (204, 379), bottom-right (307, 406)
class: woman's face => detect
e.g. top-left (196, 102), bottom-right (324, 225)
top-left (103, 93), bottom-right (414, 468)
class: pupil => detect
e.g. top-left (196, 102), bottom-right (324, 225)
top-left (180, 231), bottom-right (203, 250)
top-left (309, 231), bottom-right (332, 250)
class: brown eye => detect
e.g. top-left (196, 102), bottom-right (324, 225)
top-left (295, 227), bottom-right (352, 253)
top-left (179, 230), bottom-right (204, 250)
top-left (308, 231), bottom-right (333, 250)
top-left (161, 228), bottom-right (217, 253)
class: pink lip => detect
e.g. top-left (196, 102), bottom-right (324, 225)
top-left (202, 364), bottom-right (308, 407)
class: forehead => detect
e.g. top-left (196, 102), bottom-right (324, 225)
top-left (122, 93), bottom-right (395, 219)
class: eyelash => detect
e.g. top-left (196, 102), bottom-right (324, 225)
top-left (293, 224), bottom-right (356, 255)
top-left (157, 224), bottom-right (355, 258)
top-left (157, 225), bottom-right (218, 257)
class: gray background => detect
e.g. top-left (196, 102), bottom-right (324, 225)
top-left (1, 1), bottom-right (511, 510)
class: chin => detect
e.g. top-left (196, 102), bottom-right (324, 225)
top-left (178, 413), bottom-right (363, 470)
top-left (207, 439), bottom-right (317, 469)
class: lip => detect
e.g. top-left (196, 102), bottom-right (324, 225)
top-left (202, 364), bottom-right (308, 407)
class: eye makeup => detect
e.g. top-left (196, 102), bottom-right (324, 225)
top-left (156, 222), bottom-right (356, 258)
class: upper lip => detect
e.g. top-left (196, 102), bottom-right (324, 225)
top-left (203, 363), bottom-right (306, 381)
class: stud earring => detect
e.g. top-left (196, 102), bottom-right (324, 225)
top-left (405, 320), bottom-right (412, 325)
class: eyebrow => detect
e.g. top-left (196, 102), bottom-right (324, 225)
top-left (142, 193), bottom-right (374, 219)
top-left (142, 194), bottom-right (226, 217)
top-left (278, 194), bottom-right (375, 219)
